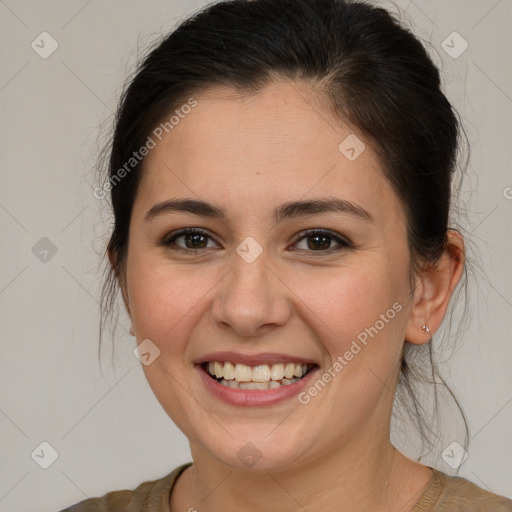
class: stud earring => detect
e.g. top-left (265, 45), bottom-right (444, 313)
top-left (421, 324), bottom-right (430, 334)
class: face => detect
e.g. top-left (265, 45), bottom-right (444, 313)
top-left (123, 81), bottom-right (415, 471)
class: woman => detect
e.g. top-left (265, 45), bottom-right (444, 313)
top-left (61, 0), bottom-right (512, 510)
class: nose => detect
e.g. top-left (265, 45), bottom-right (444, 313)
top-left (211, 248), bottom-right (292, 338)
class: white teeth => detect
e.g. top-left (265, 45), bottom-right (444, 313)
top-left (234, 363), bottom-right (252, 382)
top-left (206, 361), bottom-right (313, 383)
top-left (223, 361), bottom-right (236, 380)
top-left (252, 365), bottom-right (271, 382)
top-left (284, 363), bottom-right (296, 379)
top-left (270, 363), bottom-right (285, 381)
top-left (214, 361), bottom-right (223, 379)
top-left (220, 378), bottom-right (300, 389)
top-left (239, 381), bottom-right (268, 390)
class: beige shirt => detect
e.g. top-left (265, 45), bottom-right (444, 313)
top-left (59, 462), bottom-right (512, 511)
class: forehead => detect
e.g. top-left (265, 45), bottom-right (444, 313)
top-left (137, 81), bottom-right (404, 228)
top-left (149, 81), bottom-right (351, 168)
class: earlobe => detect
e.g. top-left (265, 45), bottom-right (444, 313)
top-left (404, 313), bottom-right (434, 346)
top-left (404, 230), bottom-right (465, 345)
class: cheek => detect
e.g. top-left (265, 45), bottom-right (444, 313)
top-left (291, 263), bottom-right (402, 343)
top-left (125, 253), bottom-right (216, 356)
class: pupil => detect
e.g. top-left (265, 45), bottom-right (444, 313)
top-left (186, 233), bottom-right (206, 248)
top-left (308, 235), bottom-right (330, 250)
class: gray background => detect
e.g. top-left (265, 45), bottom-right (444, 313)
top-left (0, 0), bottom-right (511, 510)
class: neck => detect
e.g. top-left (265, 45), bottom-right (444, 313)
top-left (171, 426), bottom-right (432, 512)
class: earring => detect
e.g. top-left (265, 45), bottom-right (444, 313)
top-left (421, 324), bottom-right (430, 334)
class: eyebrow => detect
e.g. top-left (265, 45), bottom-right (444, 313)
top-left (144, 196), bottom-right (373, 224)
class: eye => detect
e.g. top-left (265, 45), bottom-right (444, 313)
top-left (161, 228), bottom-right (219, 252)
top-left (291, 229), bottom-right (352, 254)
top-left (160, 227), bottom-right (352, 255)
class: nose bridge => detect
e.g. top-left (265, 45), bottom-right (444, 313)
top-left (225, 245), bottom-right (272, 309)
top-left (212, 243), bottom-right (291, 336)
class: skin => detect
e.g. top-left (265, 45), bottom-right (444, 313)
top-left (111, 81), bottom-right (465, 512)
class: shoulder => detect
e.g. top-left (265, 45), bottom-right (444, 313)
top-left (57, 463), bottom-right (192, 512)
top-left (414, 468), bottom-right (512, 512)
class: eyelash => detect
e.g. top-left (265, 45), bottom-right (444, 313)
top-left (160, 228), bottom-right (352, 255)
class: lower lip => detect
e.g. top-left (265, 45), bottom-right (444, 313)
top-left (195, 364), bottom-right (320, 407)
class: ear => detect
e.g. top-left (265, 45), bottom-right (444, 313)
top-left (404, 229), bottom-right (465, 345)
top-left (107, 247), bottom-right (132, 319)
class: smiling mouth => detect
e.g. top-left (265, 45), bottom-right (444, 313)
top-left (201, 361), bottom-right (317, 390)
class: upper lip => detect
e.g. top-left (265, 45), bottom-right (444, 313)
top-left (194, 351), bottom-right (318, 367)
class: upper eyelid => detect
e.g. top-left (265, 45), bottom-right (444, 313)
top-left (292, 229), bottom-right (352, 250)
top-left (164, 228), bottom-right (218, 245)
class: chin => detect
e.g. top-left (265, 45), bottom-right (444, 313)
top-left (198, 427), bottom-right (311, 472)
